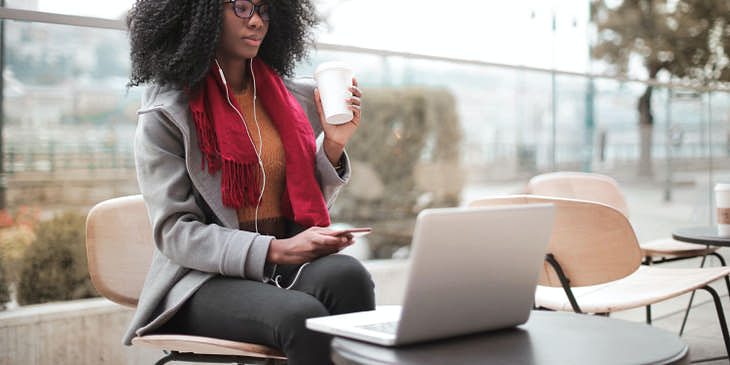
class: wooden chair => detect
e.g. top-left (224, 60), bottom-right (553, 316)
top-left (526, 171), bottom-right (730, 328)
top-left (526, 171), bottom-right (723, 265)
top-left (85, 195), bottom-right (287, 365)
top-left (468, 195), bottom-right (730, 358)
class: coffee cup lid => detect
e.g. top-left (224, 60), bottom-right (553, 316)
top-left (314, 61), bottom-right (352, 79)
top-left (715, 183), bottom-right (730, 192)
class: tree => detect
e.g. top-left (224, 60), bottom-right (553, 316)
top-left (590, 0), bottom-right (730, 176)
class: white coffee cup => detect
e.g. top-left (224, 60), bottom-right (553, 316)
top-left (715, 183), bottom-right (730, 236)
top-left (314, 61), bottom-right (354, 125)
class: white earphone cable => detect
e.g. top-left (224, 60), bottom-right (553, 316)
top-left (214, 58), bottom-right (266, 233)
top-left (250, 58), bottom-right (266, 234)
top-left (273, 262), bottom-right (310, 290)
top-left (217, 59), bottom-right (309, 291)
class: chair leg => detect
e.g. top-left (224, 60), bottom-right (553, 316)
top-left (709, 252), bottom-right (730, 295)
top-left (154, 351), bottom-right (176, 365)
top-left (645, 305), bottom-right (652, 325)
top-left (710, 252), bottom-right (726, 266)
top-left (240, 360), bottom-right (287, 365)
top-left (644, 256), bottom-right (653, 325)
top-left (679, 255), bottom-right (709, 336)
top-left (700, 285), bottom-right (730, 359)
top-left (156, 350), bottom-right (283, 365)
top-left (544, 253), bottom-right (583, 314)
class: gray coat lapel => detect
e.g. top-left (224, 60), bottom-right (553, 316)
top-left (139, 87), bottom-right (239, 228)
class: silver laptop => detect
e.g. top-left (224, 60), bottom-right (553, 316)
top-left (306, 203), bottom-right (555, 346)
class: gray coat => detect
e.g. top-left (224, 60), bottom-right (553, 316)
top-left (123, 78), bottom-right (350, 345)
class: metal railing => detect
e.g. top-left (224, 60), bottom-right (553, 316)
top-left (3, 142), bottom-right (134, 173)
top-left (1, 5), bottom-right (729, 176)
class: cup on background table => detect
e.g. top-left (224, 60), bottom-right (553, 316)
top-left (715, 183), bottom-right (730, 236)
top-left (314, 61), bottom-right (354, 125)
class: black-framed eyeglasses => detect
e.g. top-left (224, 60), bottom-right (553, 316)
top-left (224, 0), bottom-right (270, 22)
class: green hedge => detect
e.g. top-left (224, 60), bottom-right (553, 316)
top-left (332, 87), bottom-right (463, 257)
top-left (17, 211), bottom-right (98, 305)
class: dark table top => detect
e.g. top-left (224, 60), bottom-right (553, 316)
top-left (672, 226), bottom-right (730, 247)
top-left (330, 311), bottom-right (689, 365)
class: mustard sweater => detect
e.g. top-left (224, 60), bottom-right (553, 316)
top-left (235, 82), bottom-right (287, 237)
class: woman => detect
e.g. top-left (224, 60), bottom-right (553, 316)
top-left (124, 1), bottom-right (375, 364)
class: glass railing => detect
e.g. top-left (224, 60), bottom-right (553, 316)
top-left (0, 8), bottom-right (729, 307)
top-left (1, 17), bottom-right (139, 210)
top-left (3, 0), bottom-right (132, 20)
top-left (296, 46), bottom-right (730, 252)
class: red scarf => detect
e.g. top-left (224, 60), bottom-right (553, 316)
top-left (188, 58), bottom-right (330, 228)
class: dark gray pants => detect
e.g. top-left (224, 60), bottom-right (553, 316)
top-left (153, 254), bottom-right (376, 365)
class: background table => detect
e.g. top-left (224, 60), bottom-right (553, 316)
top-left (671, 225), bottom-right (730, 351)
top-left (673, 226), bottom-right (730, 247)
top-left (330, 311), bottom-right (689, 365)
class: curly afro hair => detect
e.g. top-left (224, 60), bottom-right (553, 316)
top-left (127, 0), bottom-right (318, 89)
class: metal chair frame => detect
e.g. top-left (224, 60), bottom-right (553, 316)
top-left (154, 351), bottom-right (286, 365)
top-left (545, 251), bottom-right (730, 361)
top-left (526, 171), bottom-right (729, 326)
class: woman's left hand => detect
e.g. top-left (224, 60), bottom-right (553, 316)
top-left (315, 78), bottom-right (362, 165)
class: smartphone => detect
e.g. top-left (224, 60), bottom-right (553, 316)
top-left (332, 227), bottom-right (372, 238)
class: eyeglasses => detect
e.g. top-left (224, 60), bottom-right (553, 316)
top-left (224, 0), bottom-right (270, 22)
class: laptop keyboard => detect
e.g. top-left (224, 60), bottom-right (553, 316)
top-left (357, 321), bottom-right (399, 335)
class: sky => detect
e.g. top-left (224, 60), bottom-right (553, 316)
top-left (20, 0), bottom-right (594, 74)
top-left (36, 0), bottom-right (132, 19)
top-left (37, 0), bottom-right (132, 19)
top-left (316, 0), bottom-right (591, 72)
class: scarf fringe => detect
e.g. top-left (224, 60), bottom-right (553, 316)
top-left (221, 157), bottom-right (261, 208)
top-left (186, 59), bottom-right (330, 226)
top-left (190, 109), bottom-right (221, 174)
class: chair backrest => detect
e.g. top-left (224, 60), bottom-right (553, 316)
top-left (86, 195), bottom-right (153, 308)
top-left (468, 195), bottom-right (641, 287)
top-left (526, 172), bottom-right (630, 217)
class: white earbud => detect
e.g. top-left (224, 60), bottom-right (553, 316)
top-left (215, 59), bottom-right (227, 86)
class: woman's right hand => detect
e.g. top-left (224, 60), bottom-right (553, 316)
top-left (267, 227), bottom-right (354, 265)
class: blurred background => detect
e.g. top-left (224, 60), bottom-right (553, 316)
top-left (0, 0), bottom-right (728, 311)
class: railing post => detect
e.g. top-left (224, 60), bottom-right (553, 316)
top-left (7, 148), bottom-right (13, 174)
top-left (49, 140), bottom-right (55, 172)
